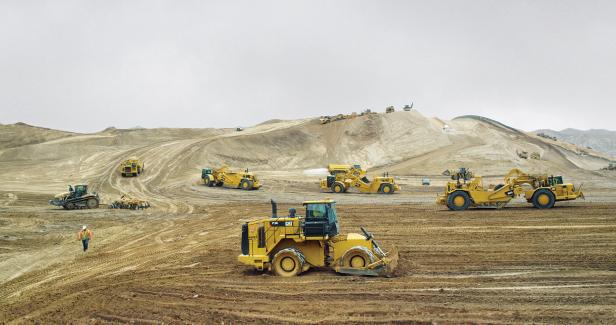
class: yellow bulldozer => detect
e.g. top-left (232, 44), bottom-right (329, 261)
top-left (120, 158), bottom-right (144, 177)
top-left (238, 199), bottom-right (398, 277)
top-left (320, 164), bottom-right (400, 194)
top-left (202, 166), bottom-right (261, 190)
top-left (437, 168), bottom-right (584, 210)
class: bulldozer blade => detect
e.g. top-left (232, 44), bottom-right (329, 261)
top-left (380, 245), bottom-right (399, 277)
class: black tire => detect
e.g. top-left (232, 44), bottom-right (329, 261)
top-left (331, 182), bottom-right (345, 193)
top-left (216, 182), bottom-right (223, 187)
top-left (86, 198), bottom-right (99, 209)
top-left (121, 173), bottom-right (126, 177)
top-left (65, 202), bottom-right (76, 210)
top-left (203, 176), bottom-right (212, 187)
top-left (532, 188), bottom-right (555, 209)
top-left (446, 191), bottom-right (471, 211)
top-left (133, 173), bottom-right (137, 177)
top-left (240, 179), bottom-right (253, 190)
top-left (379, 183), bottom-right (394, 194)
top-left (272, 248), bottom-right (304, 277)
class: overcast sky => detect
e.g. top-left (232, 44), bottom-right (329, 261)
top-left (1, 0), bottom-right (614, 133)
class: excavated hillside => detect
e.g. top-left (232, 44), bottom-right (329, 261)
top-left (2, 114), bottom-right (616, 324)
top-left (0, 111), bottom-right (611, 199)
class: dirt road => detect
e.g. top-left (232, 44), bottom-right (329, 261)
top-left (1, 200), bottom-right (615, 324)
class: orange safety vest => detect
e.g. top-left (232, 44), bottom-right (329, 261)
top-left (78, 229), bottom-right (93, 241)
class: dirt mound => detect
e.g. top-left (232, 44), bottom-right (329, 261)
top-left (0, 111), bottom-right (612, 209)
top-left (0, 123), bottom-right (74, 150)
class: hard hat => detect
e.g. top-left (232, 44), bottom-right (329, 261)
top-left (82, 225), bottom-right (87, 230)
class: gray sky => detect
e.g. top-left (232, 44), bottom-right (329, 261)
top-left (1, 0), bottom-right (615, 133)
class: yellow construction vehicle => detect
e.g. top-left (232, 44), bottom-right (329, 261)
top-left (202, 166), bottom-right (261, 190)
top-left (437, 168), bottom-right (584, 210)
top-left (238, 199), bottom-right (398, 277)
top-left (320, 164), bottom-right (400, 194)
top-left (120, 158), bottom-right (144, 177)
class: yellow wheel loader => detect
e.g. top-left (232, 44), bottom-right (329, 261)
top-left (238, 199), bottom-right (398, 277)
top-left (437, 168), bottom-right (584, 211)
top-left (319, 164), bottom-right (400, 194)
top-left (120, 158), bottom-right (144, 177)
top-left (202, 166), bottom-right (261, 190)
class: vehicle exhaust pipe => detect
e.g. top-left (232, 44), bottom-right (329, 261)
top-left (271, 199), bottom-right (277, 218)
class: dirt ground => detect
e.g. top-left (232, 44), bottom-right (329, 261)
top-left (1, 118), bottom-right (616, 323)
top-left (1, 193), bottom-right (615, 324)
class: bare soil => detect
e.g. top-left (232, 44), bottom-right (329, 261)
top-left (1, 198), bottom-right (615, 324)
top-left (1, 116), bottom-right (615, 323)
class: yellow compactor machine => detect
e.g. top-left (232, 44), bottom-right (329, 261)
top-left (437, 168), bottom-right (584, 210)
top-left (238, 199), bottom-right (398, 277)
top-left (320, 164), bottom-right (400, 194)
top-left (202, 166), bottom-right (260, 190)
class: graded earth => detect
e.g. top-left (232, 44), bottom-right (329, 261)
top-left (1, 112), bottom-right (615, 323)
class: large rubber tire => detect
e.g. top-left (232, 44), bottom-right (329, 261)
top-left (532, 189), bottom-right (555, 209)
top-left (379, 183), bottom-right (394, 194)
top-left (341, 246), bottom-right (375, 269)
top-left (331, 182), bottom-right (345, 193)
top-left (272, 248), bottom-right (304, 277)
top-left (241, 179), bottom-right (253, 190)
top-left (65, 202), bottom-right (76, 210)
top-left (216, 182), bottom-right (223, 187)
top-left (447, 191), bottom-right (471, 211)
top-left (203, 176), bottom-right (212, 187)
top-left (86, 198), bottom-right (99, 209)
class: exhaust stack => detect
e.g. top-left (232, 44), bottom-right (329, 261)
top-left (270, 199), bottom-right (277, 218)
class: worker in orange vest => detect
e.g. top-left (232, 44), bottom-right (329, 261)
top-left (77, 225), bottom-right (93, 252)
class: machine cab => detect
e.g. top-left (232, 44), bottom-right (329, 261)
top-left (202, 168), bottom-right (212, 178)
top-left (547, 175), bottom-right (563, 186)
top-left (73, 185), bottom-right (88, 197)
top-left (302, 200), bottom-right (339, 238)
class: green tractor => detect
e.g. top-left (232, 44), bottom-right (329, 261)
top-left (49, 185), bottom-right (100, 210)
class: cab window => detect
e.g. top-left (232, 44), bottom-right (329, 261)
top-left (306, 204), bottom-right (327, 219)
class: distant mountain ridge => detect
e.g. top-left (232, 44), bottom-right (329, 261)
top-left (534, 128), bottom-right (616, 158)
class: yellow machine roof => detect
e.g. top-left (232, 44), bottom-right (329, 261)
top-left (327, 164), bottom-right (352, 171)
top-left (302, 199), bottom-right (335, 205)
